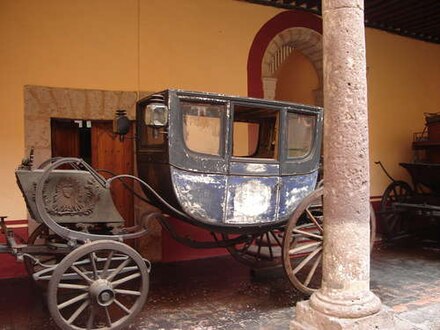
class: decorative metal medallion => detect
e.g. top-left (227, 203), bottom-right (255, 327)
top-left (44, 177), bottom-right (101, 216)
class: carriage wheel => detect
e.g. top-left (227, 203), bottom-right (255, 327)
top-left (380, 181), bottom-right (412, 241)
top-left (222, 229), bottom-right (284, 269)
top-left (48, 240), bottom-right (149, 330)
top-left (24, 224), bottom-right (68, 284)
top-left (282, 189), bottom-right (323, 295)
top-left (282, 188), bottom-right (376, 295)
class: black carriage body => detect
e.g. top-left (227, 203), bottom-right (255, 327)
top-left (136, 90), bottom-right (323, 233)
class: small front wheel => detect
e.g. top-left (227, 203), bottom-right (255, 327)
top-left (48, 240), bottom-right (149, 330)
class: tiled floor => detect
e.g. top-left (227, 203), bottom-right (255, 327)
top-left (1, 238), bottom-right (440, 329)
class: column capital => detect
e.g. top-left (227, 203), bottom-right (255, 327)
top-left (323, 0), bottom-right (364, 11)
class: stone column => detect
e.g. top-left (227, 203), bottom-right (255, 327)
top-left (291, 1), bottom-right (395, 329)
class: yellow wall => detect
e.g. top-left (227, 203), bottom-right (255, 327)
top-left (0, 0), bottom-right (280, 219)
top-left (366, 29), bottom-right (440, 196)
top-left (1, 0), bottom-right (440, 218)
top-left (275, 50), bottom-right (319, 105)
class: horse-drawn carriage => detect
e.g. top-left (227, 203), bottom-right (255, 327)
top-left (2, 90), bottom-right (374, 329)
top-left (379, 113), bottom-right (440, 241)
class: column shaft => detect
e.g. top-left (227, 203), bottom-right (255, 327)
top-left (309, 0), bottom-right (381, 317)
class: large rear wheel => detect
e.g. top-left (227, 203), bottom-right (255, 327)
top-left (380, 181), bottom-right (412, 241)
top-left (282, 188), bottom-right (376, 295)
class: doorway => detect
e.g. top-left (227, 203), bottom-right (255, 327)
top-left (51, 119), bottom-right (134, 227)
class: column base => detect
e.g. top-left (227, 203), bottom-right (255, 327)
top-left (291, 300), bottom-right (396, 330)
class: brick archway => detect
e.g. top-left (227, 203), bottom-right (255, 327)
top-left (247, 10), bottom-right (322, 103)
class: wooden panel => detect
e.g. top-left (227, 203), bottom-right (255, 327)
top-left (51, 120), bottom-right (80, 158)
top-left (91, 121), bottom-right (134, 227)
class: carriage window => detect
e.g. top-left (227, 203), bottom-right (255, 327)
top-left (181, 101), bottom-right (224, 156)
top-left (233, 105), bottom-right (279, 159)
top-left (287, 112), bottom-right (315, 158)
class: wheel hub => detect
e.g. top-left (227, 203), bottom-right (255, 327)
top-left (89, 279), bottom-right (115, 306)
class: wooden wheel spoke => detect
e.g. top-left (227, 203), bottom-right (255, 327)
top-left (240, 240), bottom-right (252, 255)
top-left (111, 272), bottom-right (141, 287)
top-left (289, 241), bottom-right (321, 255)
top-left (115, 288), bottom-right (142, 296)
top-left (266, 232), bottom-right (274, 259)
top-left (86, 305), bottom-right (95, 330)
top-left (58, 292), bottom-right (89, 310)
top-left (101, 250), bottom-right (114, 278)
top-left (256, 234), bottom-right (264, 260)
top-left (104, 306), bottom-right (112, 327)
top-left (305, 208), bottom-right (323, 232)
top-left (67, 300), bottom-right (89, 324)
top-left (292, 246), bottom-right (322, 274)
top-left (71, 265), bottom-right (93, 284)
top-left (269, 230), bottom-right (283, 247)
top-left (106, 258), bottom-right (130, 282)
top-left (114, 299), bottom-right (131, 314)
top-left (58, 283), bottom-right (88, 291)
top-left (292, 228), bottom-right (322, 240)
top-left (304, 254), bottom-right (322, 287)
top-left (89, 253), bottom-right (98, 280)
top-left (389, 216), bottom-right (398, 228)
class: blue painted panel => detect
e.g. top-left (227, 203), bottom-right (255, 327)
top-left (171, 168), bottom-right (226, 224)
top-left (171, 168), bottom-right (318, 226)
top-left (229, 161), bottom-right (279, 176)
top-left (225, 176), bottom-right (280, 224)
top-left (278, 171), bottom-right (318, 219)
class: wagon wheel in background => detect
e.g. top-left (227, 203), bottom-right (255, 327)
top-left (24, 224), bottom-right (69, 284)
top-left (222, 229), bottom-right (284, 269)
top-left (48, 240), bottom-right (149, 330)
top-left (282, 188), bottom-right (376, 295)
top-left (380, 180), bottom-right (413, 241)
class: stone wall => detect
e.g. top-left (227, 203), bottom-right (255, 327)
top-left (24, 85), bottom-right (162, 261)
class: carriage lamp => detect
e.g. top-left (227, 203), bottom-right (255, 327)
top-left (144, 103), bottom-right (168, 127)
top-left (113, 109), bottom-right (130, 141)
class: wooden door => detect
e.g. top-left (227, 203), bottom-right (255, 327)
top-left (51, 120), bottom-right (80, 158)
top-left (91, 122), bottom-right (134, 227)
top-left (51, 119), bottom-right (134, 227)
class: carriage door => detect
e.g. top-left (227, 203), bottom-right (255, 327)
top-left (51, 119), bottom-right (134, 227)
top-left (225, 104), bottom-right (281, 224)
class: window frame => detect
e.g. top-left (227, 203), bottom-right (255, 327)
top-left (230, 102), bottom-right (282, 164)
top-left (285, 111), bottom-right (317, 160)
top-left (179, 97), bottom-right (228, 159)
